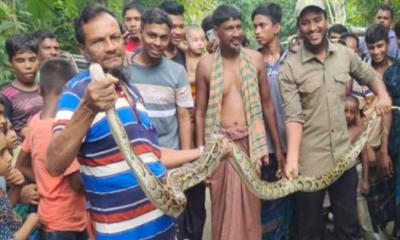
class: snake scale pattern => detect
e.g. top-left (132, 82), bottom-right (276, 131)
top-left (90, 64), bottom-right (398, 217)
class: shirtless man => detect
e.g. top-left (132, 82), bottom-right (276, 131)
top-left (185, 25), bottom-right (206, 100)
top-left (195, 4), bottom-right (284, 240)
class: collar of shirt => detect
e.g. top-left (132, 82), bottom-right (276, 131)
top-left (300, 39), bottom-right (338, 63)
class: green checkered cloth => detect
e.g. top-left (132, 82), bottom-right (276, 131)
top-left (204, 49), bottom-right (268, 163)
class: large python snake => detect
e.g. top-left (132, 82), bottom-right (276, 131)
top-left (90, 64), bottom-right (398, 217)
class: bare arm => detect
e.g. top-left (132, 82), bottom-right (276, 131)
top-left (160, 147), bottom-right (201, 168)
top-left (67, 171), bottom-right (84, 193)
top-left (367, 79), bottom-right (392, 115)
top-left (177, 107), bottom-right (192, 149)
top-left (16, 150), bottom-right (35, 182)
top-left (379, 110), bottom-right (393, 177)
top-left (47, 74), bottom-right (119, 176)
top-left (195, 56), bottom-right (211, 147)
top-left (284, 122), bottom-right (303, 179)
top-left (14, 213), bottom-right (39, 240)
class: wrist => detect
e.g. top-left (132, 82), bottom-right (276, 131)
top-left (80, 100), bottom-right (98, 117)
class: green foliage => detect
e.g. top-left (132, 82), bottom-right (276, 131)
top-left (0, 0), bottom-right (30, 85)
top-left (1, 0), bottom-right (398, 86)
top-left (346, 0), bottom-right (400, 27)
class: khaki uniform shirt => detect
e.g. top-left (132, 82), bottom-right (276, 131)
top-left (279, 41), bottom-right (379, 176)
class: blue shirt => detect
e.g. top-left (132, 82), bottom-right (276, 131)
top-left (54, 70), bottom-right (176, 240)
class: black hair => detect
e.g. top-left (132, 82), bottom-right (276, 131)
top-left (39, 58), bottom-right (77, 95)
top-left (251, 3), bottom-right (282, 24)
top-left (339, 32), bottom-right (359, 48)
top-left (141, 8), bottom-right (173, 29)
top-left (377, 4), bottom-right (393, 19)
top-left (123, 1), bottom-right (144, 17)
top-left (33, 30), bottom-right (57, 47)
top-left (345, 95), bottom-right (360, 107)
top-left (74, 4), bottom-right (121, 44)
top-left (212, 4), bottom-right (241, 27)
top-left (201, 15), bottom-right (213, 34)
top-left (328, 24), bottom-right (348, 37)
top-left (159, 0), bottom-right (184, 15)
top-left (365, 24), bottom-right (388, 44)
top-left (5, 34), bottom-right (38, 61)
top-left (395, 20), bottom-right (400, 38)
top-left (0, 95), bottom-right (11, 119)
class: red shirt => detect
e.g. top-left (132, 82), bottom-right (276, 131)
top-left (22, 114), bottom-right (86, 232)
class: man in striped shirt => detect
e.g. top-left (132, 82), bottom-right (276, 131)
top-left (46, 4), bottom-right (226, 240)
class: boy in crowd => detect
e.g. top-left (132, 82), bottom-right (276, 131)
top-left (128, 8), bottom-right (195, 239)
top-left (33, 30), bottom-right (60, 64)
top-left (361, 23), bottom-right (395, 237)
top-left (2, 34), bottom-right (43, 141)
top-left (359, 4), bottom-right (399, 60)
top-left (17, 58), bottom-right (87, 239)
top-left (345, 96), bottom-right (379, 240)
top-left (328, 24), bottom-right (348, 43)
top-left (159, 0), bottom-right (187, 65)
top-left (0, 130), bottom-right (39, 240)
top-left (252, 3), bottom-right (291, 239)
top-left (123, 1), bottom-right (143, 53)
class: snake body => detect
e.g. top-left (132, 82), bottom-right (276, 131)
top-left (90, 64), bottom-right (225, 217)
top-left (228, 112), bottom-right (379, 200)
top-left (90, 64), bottom-right (397, 217)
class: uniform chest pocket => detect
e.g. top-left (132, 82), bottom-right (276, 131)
top-left (298, 79), bottom-right (321, 110)
top-left (298, 79), bottom-right (321, 94)
top-left (333, 73), bottom-right (350, 92)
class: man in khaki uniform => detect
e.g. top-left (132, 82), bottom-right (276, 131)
top-left (279, 0), bottom-right (392, 239)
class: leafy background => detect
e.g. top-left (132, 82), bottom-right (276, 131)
top-left (1, 0), bottom-right (400, 85)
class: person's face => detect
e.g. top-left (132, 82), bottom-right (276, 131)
top-left (215, 18), bottom-right (243, 51)
top-left (345, 100), bottom-right (358, 126)
top-left (123, 9), bottom-right (141, 39)
top-left (0, 133), bottom-right (12, 176)
top-left (253, 15), bottom-right (280, 47)
top-left (344, 37), bottom-right (359, 54)
top-left (298, 10), bottom-right (328, 48)
top-left (140, 23), bottom-right (170, 61)
top-left (375, 10), bottom-right (391, 29)
top-left (169, 15), bottom-right (185, 46)
top-left (329, 32), bottom-right (341, 43)
top-left (367, 39), bottom-right (388, 64)
top-left (80, 12), bottom-right (124, 71)
top-left (38, 38), bottom-right (60, 62)
top-left (10, 51), bottom-right (39, 85)
top-left (186, 30), bottom-right (205, 55)
top-left (5, 121), bottom-right (17, 151)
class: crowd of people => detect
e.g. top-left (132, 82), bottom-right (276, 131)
top-left (0, 0), bottom-right (399, 239)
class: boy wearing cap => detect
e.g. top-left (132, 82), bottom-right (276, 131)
top-left (279, 0), bottom-right (392, 239)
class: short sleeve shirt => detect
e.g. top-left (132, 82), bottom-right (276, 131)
top-left (23, 114), bottom-right (86, 232)
top-left (279, 41), bottom-right (379, 176)
top-left (53, 71), bottom-right (176, 239)
top-left (128, 57), bottom-right (193, 149)
top-left (0, 84), bottom-right (42, 141)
